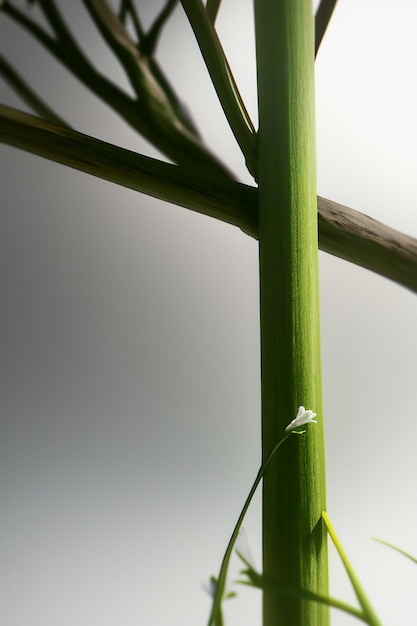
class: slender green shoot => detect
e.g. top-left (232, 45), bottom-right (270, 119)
top-left (0, 54), bottom-right (68, 126)
top-left (322, 512), bottom-right (382, 626)
top-left (118, 0), bottom-right (143, 35)
top-left (179, 0), bottom-right (257, 176)
top-left (1, 1), bottom-right (230, 174)
top-left (237, 512), bottom-right (383, 624)
top-left (118, 0), bottom-right (177, 56)
top-left (82, 0), bottom-right (172, 106)
top-left (138, 0), bottom-right (177, 57)
top-left (206, 0), bottom-right (222, 24)
top-left (373, 538), bottom-right (417, 565)
top-left (208, 410), bottom-right (320, 626)
top-left (2, 2), bottom-right (61, 55)
top-left (204, 575), bottom-right (236, 626)
top-left (315, 0), bottom-right (339, 56)
top-left (207, 432), bottom-right (291, 626)
top-left (237, 553), bottom-right (368, 623)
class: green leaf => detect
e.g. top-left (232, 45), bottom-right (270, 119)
top-left (237, 553), bottom-right (368, 623)
top-left (322, 512), bottom-right (382, 626)
top-left (373, 538), bottom-right (417, 565)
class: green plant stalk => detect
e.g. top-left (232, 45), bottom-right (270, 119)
top-left (315, 0), bottom-right (339, 55)
top-left (208, 433), bottom-right (290, 626)
top-left (3, 105), bottom-right (417, 293)
top-left (1, 1), bottom-right (232, 178)
top-left (179, 0), bottom-right (257, 175)
top-left (323, 512), bottom-right (381, 625)
top-left (373, 538), bottom-right (417, 565)
top-left (0, 54), bottom-right (68, 126)
top-left (254, 1), bottom-right (328, 625)
top-left (238, 558), bottom-right (367, 623)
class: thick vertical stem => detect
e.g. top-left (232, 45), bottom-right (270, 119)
top-left (254, 1), bottom-right (328, 625)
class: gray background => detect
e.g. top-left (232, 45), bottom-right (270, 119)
top-left (2, 1), bottom-right (417, 624)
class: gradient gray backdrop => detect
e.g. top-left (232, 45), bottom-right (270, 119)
top-left (2, 1), bottom-right (417, 624)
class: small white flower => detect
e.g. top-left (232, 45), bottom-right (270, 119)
top-left (202, 577), bottom-right (217, 598)
top-left (285, 406), bottom-right (317, 432)
top-left (235, 527), bottom-right (256, 569)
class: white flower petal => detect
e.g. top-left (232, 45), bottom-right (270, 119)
top-left (235, 527), bottom-right (256, 569)
top-left (285, 406), bottom-right (317, 432)
top-left (202, 577), bottom-right (216, 598)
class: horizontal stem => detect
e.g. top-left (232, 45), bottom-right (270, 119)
top-left (317, 196), bottom-right (417, 293)
top-left (0, 104), bottom-right (253, 230)
top-left (1, 105), bottom-right (417, 294)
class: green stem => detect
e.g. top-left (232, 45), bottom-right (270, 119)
top-left (2, 105), bottom-right (417, 293)
top-left (179, 0), bottom-right (257, 176)
top-left (315, 0), bottom-right (339, 55)
top-left (0, 55), bottom-right (68, 126)
top-left (373, 538), bottom-right (417, 565)
top-left (206, 0), bottom-right (222, 25)
top-left (254, 1), bottom-right (328, 624)
top-left (323, 512), bottom-right (382, 626)
top-left (0, 105), bottom-right (251, 229)
top-left (141, 0), bottom-right (177, 56)
top-left (208, 434), bottom-right (290, 626)
top-left (240, 566), bottom-right (369, 623)
top-left (1, 1), bottom-right (232, 177)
